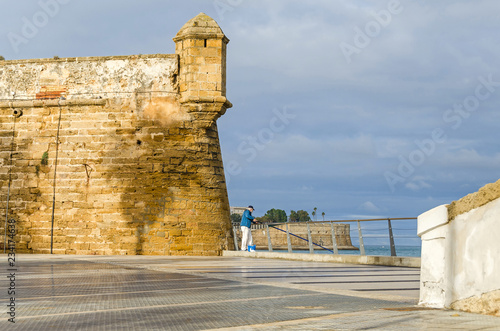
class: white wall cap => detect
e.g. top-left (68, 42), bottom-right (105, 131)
top-left (417, 204), bottom-right (449, 237)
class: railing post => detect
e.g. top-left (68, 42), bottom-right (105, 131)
top-left (388, 219), bottom-right (397, 256)
top-left (286, 223), bottom-right (292, 253)
top-left (232, 225), bottom-right (239, 251)
top-left (307, 222), bottom-right (314, 254)
top-left (357, 220), bottom-right (365, 255)
top-left (330, 222), bottom-right (339, 254)
top-left (266, 224), bottom-right (273, 252)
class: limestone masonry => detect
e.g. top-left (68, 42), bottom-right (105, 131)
top-left (0, 13), bottom-right (234, 255)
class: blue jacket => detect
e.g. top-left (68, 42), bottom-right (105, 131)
top-left (240, 209), bottom-right (255, 228)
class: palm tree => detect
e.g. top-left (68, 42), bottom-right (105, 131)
top-left (322, 212), bottom-right (325, 221)
top-left (313, 207), bottom-right (317, 221)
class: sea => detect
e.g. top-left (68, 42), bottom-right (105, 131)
top-left (262, 245), bottom-right (421, 257)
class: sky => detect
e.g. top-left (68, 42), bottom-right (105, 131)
top-left (1, 0), bottom-right (499, 232)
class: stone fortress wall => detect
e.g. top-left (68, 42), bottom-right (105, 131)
top-left (237, 223), bottom-right (358, 251)
top-left (0, 13), bottom-right (234, 256)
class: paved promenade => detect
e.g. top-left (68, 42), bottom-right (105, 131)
top-left (1, 254), bottom-right (498, 330)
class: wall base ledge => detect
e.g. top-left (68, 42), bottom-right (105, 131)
top-left (223, 250), bottom-right (421, 267)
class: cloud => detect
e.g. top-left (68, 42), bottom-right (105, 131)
top-left (358, 201), bottom-right (381, 213)
top-left (405, 177), bottom-right (432, 192)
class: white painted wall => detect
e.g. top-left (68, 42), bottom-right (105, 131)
top-left (418, 199), bottom-right (500, 309)
top-left (0, 55), bottom-right (178, 100)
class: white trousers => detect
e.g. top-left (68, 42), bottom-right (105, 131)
top-left (240, 226), bottom-right (253, 251)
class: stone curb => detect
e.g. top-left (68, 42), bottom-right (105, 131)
top-left (223, 250), bottom-right (421, 268)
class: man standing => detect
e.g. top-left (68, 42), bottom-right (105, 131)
top-left (240, 205), bottom-right (257, 251)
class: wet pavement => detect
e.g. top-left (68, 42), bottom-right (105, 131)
top-left (0, 255), bottom-right (498, 330)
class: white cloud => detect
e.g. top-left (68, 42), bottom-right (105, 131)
top-left (358, 201), bottom-right (381, 213)
top-left (405, 177), bottom-right (432, 191)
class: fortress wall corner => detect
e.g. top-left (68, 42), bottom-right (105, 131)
top-left (0, 13), bottom-right (234, 256)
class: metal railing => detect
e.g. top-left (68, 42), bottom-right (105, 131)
top-left (233, 218), bottom-right (418, 257)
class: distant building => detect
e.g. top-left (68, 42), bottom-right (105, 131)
top-left (230, 207), bottom-right (247, 216)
